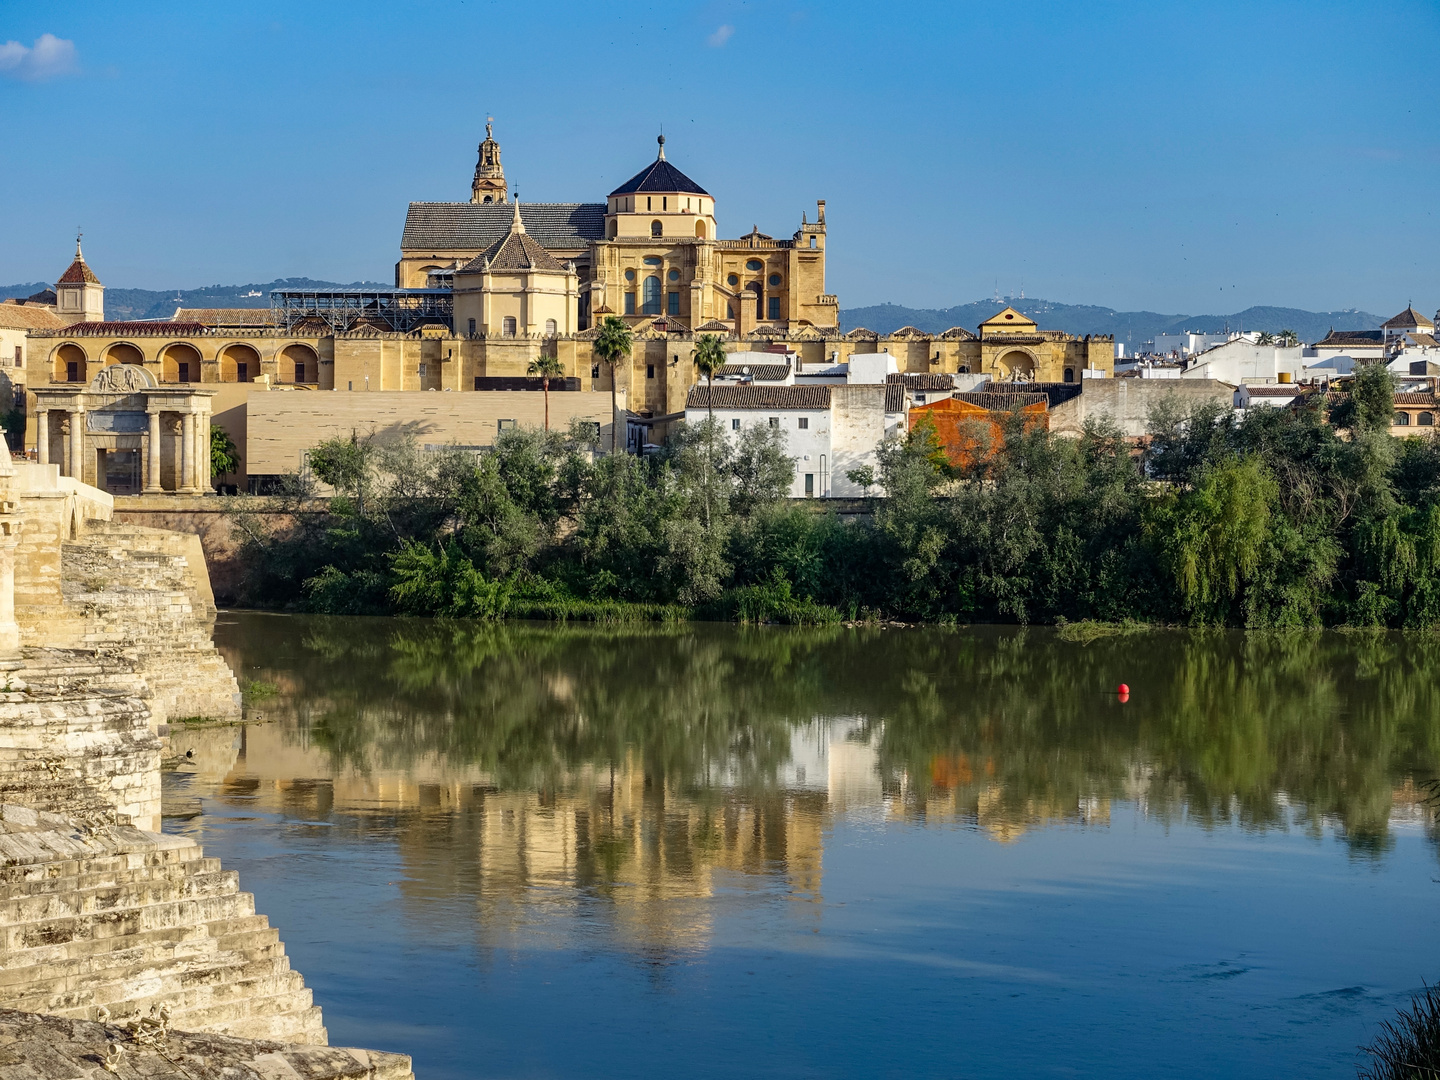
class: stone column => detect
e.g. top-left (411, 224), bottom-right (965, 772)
top-left (180, 411), bottom-right (195, 493)
top-left (68, 408), bottom-right (85, 482)
top-left (35, 409), bottom-right (48, 466)
top-left (194, 409), bottom-right (210, 493)
top-left (145, 408), bottom-right (163, 492)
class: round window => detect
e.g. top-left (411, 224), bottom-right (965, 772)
top-left (668, 269), bottom-right (680, 281)
top-left (745, 259), bottom-right (763, 271)
top-left (727, 273), bottom-right (739, 286)
top-left (768, 274), bottom-right (782, 287)
top-left (643, 256), bottom-right (662, 266)
top-left (624, 269), bottom-right (636, 281)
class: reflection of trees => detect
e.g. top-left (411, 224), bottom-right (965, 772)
top-left (215, 616), bottom-right (1440, 856)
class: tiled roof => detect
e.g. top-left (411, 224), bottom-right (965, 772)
top-left (717, 363), bottom-right (789, 381)
top-left (1382, 306), bottom-right (1434, 331)
top-left (887, 373), bottom-right (955, 390)
top-left (46, 321), bottom-right (211, 336)
top-left (844, 327), bottom-right (878, 340)
top-left (1314, 330), bottom-right (1384, 347)
top-left (0, 303), bottom-right (66, 330)
top-left (608, 153), bottom-right (709, 197)
top-left (687, 384), bottom-right (831, 410)
top-left (993, 381), bottom-right (1083, 408)
top-left (1245, 386), bottom-right (1303, 397)
top-left (1394, 392), bottom-right (1440, 406)
top-left (402, 202), bottom-right (605, 251)
top-left (1405, 334), bottom-right (1440, 348)
top-left (889, 326), bottom-right (930, 339)
top-left (460, 228), bottom-right (568, 273)
top-left (884, 384), bottom-right (905, 413)
top-left (57, 257), bottom-right (100, 286)
top-left (940, 326), bottom-right (978, 340)
top-left (173, 308), bottom-right (277, 327)
top-left (696, 319), bottom-right (732, 332)
top-left (26, 288), bottom-right (56, 305)
top-left (949, 391), bottom-right (1050, 410)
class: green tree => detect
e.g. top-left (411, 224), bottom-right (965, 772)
top-left (308, 431), bottom-right (377, 515)
top-left (691, 334), bottom-right (729, 527)
top-left (592, 316), bottom-right (633, 453)
top-left (846, 465), bottom-right (876, 497)
top-left (1277, 328), bottom-right (1299, 347)
top-left (526, 353), bottom-right (565, 430)
top-left (730, 421), bottom-right (794, 516)
top-left (1146, 456), bottom-right (1276, 624)
top-left (1256, 331), bottom-right (1275, 346)
top-left (210, 424), bottom-right (239, 481)
top-left (691, 334), bottom-right (727, 425)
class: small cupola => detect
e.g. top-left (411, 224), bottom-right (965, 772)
top-left (55, 235), bottom-right (104, 325)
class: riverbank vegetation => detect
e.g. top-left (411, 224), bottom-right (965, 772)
top-left (229, 362), bottom-right (1440, 627)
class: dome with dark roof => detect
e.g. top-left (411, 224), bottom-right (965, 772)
top-left (608, 136), bottom-right (709, 197)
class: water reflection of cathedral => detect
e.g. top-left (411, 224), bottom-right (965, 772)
top-left (175, 712), bottom-right (1433, 956)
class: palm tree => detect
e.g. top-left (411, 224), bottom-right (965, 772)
top-left (691, 334), bottom-right (728, 529)
top-left (1256, 332), bottom-right (1275, 346)
top-left (592, 316), bottom-right (633, 453)
top-left (1278, 329), bottom-right (1299, 347)
top-left (527, 353), bottom-right (565, 430)
top-left (691, 334), bottom-right (727, 425)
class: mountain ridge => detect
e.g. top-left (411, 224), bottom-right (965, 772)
top-left (1, 280), bottom-right (1393, 346)
top-left (841, 299), bottom-right (1388, 348)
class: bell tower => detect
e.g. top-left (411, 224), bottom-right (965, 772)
top-left (470, 119), bottom-right (507, 205)
top-left (55, 234), bottom-right (104, 325)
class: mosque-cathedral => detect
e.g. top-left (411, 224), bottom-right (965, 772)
top-left (14, 124), bottom-right (1114, 461)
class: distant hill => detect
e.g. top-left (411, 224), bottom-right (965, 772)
top-left (1, 277), bottom-right (1391, 346)
top-left (841, 299), bottom-right (1387, 348)
top-left (0, 278), bottom-right (388, 323)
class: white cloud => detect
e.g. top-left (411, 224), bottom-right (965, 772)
top-left (707, 24), bottom-right (734, 47)
top-left (0, 33), bottom-right (78, 81)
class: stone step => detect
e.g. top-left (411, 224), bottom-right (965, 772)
top-left (0, 868), bottom-right (241, 925)
top-left (208, 1005), bottom-right (328, 1046)
top-left (3, 891), bottom-right (258, 953)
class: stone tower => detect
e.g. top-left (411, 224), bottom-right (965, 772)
top-left (471, 120), bottom-right (507, 205)
top-left (55, 236), bottom-right (104, 325)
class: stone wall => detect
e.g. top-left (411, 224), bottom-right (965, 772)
top-left (1049, 377), bottom-right (1235, 439)
top-left (0, 460), bottom-right (413, 1079)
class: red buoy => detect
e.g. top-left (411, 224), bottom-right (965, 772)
top-left (1117, 683), bottom-right (1130, 695)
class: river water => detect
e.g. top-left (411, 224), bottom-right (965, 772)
top-left (166, 614), bottom-right (1440, 1079)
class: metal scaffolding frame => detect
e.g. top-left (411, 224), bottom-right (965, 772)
top-left (270, 288), bottom-right (453, 333)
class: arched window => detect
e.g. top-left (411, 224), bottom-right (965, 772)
top-left (483, 195), bottom-right (493, 204)
top-left (1064, 368), bottom-right (1075, 383)
top-left (1422, 412), bottom-right (1435, 426)
top-left (651, 220), bottom-right (663, 238)
top-left (1394, 412), bottom-right (1411, 426)
top-left (544, 318), bottom-right (557, 337)
top-left (695, 220), bottom-right (707, 239)
top-left (502, 316), bottom-right (517, 336)
top-left (642, 276), bottom-right (662, 316)
top-left (607, 219), bottom-right (618, 239)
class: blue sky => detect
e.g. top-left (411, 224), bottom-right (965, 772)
top-left (1, 0), bottom-right (1436, 315)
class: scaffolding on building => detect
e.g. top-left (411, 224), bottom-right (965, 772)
top-left (270, 288), bottom-right (453, 333)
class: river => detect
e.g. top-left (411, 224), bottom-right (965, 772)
top-left (164, 613), bottom-right (1440, 1079)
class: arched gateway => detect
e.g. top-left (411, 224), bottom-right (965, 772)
top-left (30, 365), bottom-right (218, 496)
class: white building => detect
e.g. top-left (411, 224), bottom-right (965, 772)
top-left (686, 382), bottom-right (889, 497)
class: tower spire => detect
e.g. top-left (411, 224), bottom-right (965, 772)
top-left (511, 193), bottom-right (524, 234)
top-left (471, 119), bottom-right (507, 205)
top-left (657, 133), bottom-right (666, 161)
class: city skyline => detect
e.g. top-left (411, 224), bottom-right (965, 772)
top-left (1, 0), bottom-right (1437, 314)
